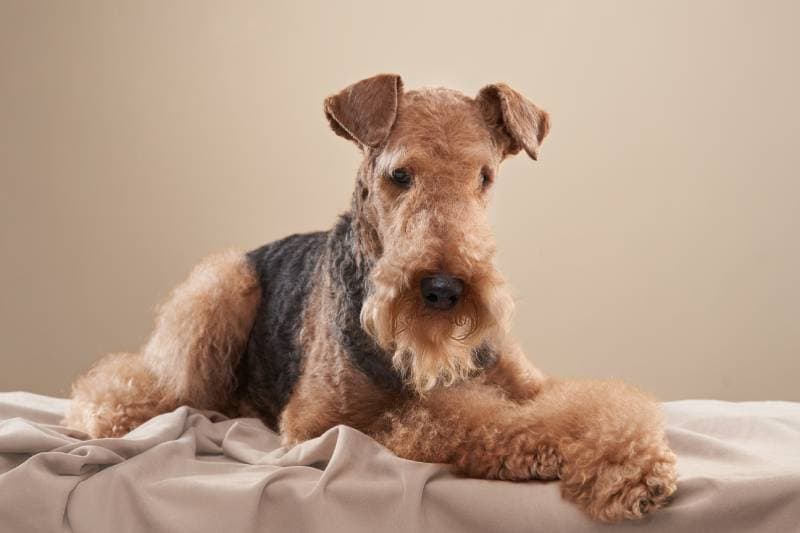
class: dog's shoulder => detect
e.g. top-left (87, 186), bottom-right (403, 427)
top-left (247, 231), bottom-right (328, 283)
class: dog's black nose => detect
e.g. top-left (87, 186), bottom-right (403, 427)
top-left (420, 275), bottom-right (464, 310)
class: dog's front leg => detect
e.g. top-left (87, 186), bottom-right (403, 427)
top-left (374, 382), bottom-right (563, 482)
top-left (373, 378), bottom-right (677, 522)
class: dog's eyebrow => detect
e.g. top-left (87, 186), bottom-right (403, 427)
top-left (374, 146), bottom-right (407, 175)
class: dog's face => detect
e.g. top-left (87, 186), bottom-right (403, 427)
top-left (325, 74), bottom-right (549, 391)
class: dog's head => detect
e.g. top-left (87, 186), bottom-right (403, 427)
top-left (325, 74), bottom-right (549, 391)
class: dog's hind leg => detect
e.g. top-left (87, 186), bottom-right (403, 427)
top-left (142, 250), bottom-right (261, 412)
top-left (65, 351), bottom-right (168, 438)
top-left (64, 250), bottom-right (261, 437)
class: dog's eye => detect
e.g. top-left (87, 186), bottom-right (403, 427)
top-left (480, 171), bottom-right (492, 189)
top-left (389, 168), bottom-right (413, 187)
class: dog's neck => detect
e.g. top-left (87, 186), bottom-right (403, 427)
top-left (323, 213), bottom-right (406, 392)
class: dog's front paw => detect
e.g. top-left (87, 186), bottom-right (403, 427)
top-left (560, 441), bottom-right (677, 522)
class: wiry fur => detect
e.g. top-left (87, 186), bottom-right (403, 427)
top-left (143, 250), bottom-right (261, 412)
top-left (65, 352), bottom-right (171, 438)
top-left (65, 250), bottom-right (260, 435)
top-left (358, 88), bottom-right (514, 391)
top-left (361, 206), bottom-right (513, 391)
top-left (376, 379), bottom-right (677, 521)
top-left (66, 74), bottom-right (677, 523)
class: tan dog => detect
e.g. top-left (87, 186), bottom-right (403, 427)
top-left (66, 74), bottom-right (677, 522)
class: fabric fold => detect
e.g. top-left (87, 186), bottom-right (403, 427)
top-left (0, 392), bottom-right (798, 533)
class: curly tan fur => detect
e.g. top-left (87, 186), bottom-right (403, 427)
top-left (66, 74), bottom-right (677, 523)
top-left (66, 250), bottom-right (260, 437)
top-left (373, 377), bottom-right (676, 521)
top-left (64, 352), bottom-right (174, 438)
top-left (143, 250), bottom-right (261, 411)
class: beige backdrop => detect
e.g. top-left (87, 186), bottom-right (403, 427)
top-left (1, 1), bottom-right (798, 400)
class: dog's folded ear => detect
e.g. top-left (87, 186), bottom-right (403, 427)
top-left (324, 74), bottom-right (403, 149)
top-left (476, 84), bottom-right (550, 161)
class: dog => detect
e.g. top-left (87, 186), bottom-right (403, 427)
top-left (65, 74), bottom-right (677, 522)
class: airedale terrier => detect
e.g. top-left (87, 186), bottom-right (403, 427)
top-left (66, 74), bottom-right (677, 522)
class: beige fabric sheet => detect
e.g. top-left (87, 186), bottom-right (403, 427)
top-left (0, 392), bottom-right (798, 532)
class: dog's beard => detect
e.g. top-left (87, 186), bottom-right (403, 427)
top-left (360, 247), bottom-right (513, 393)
